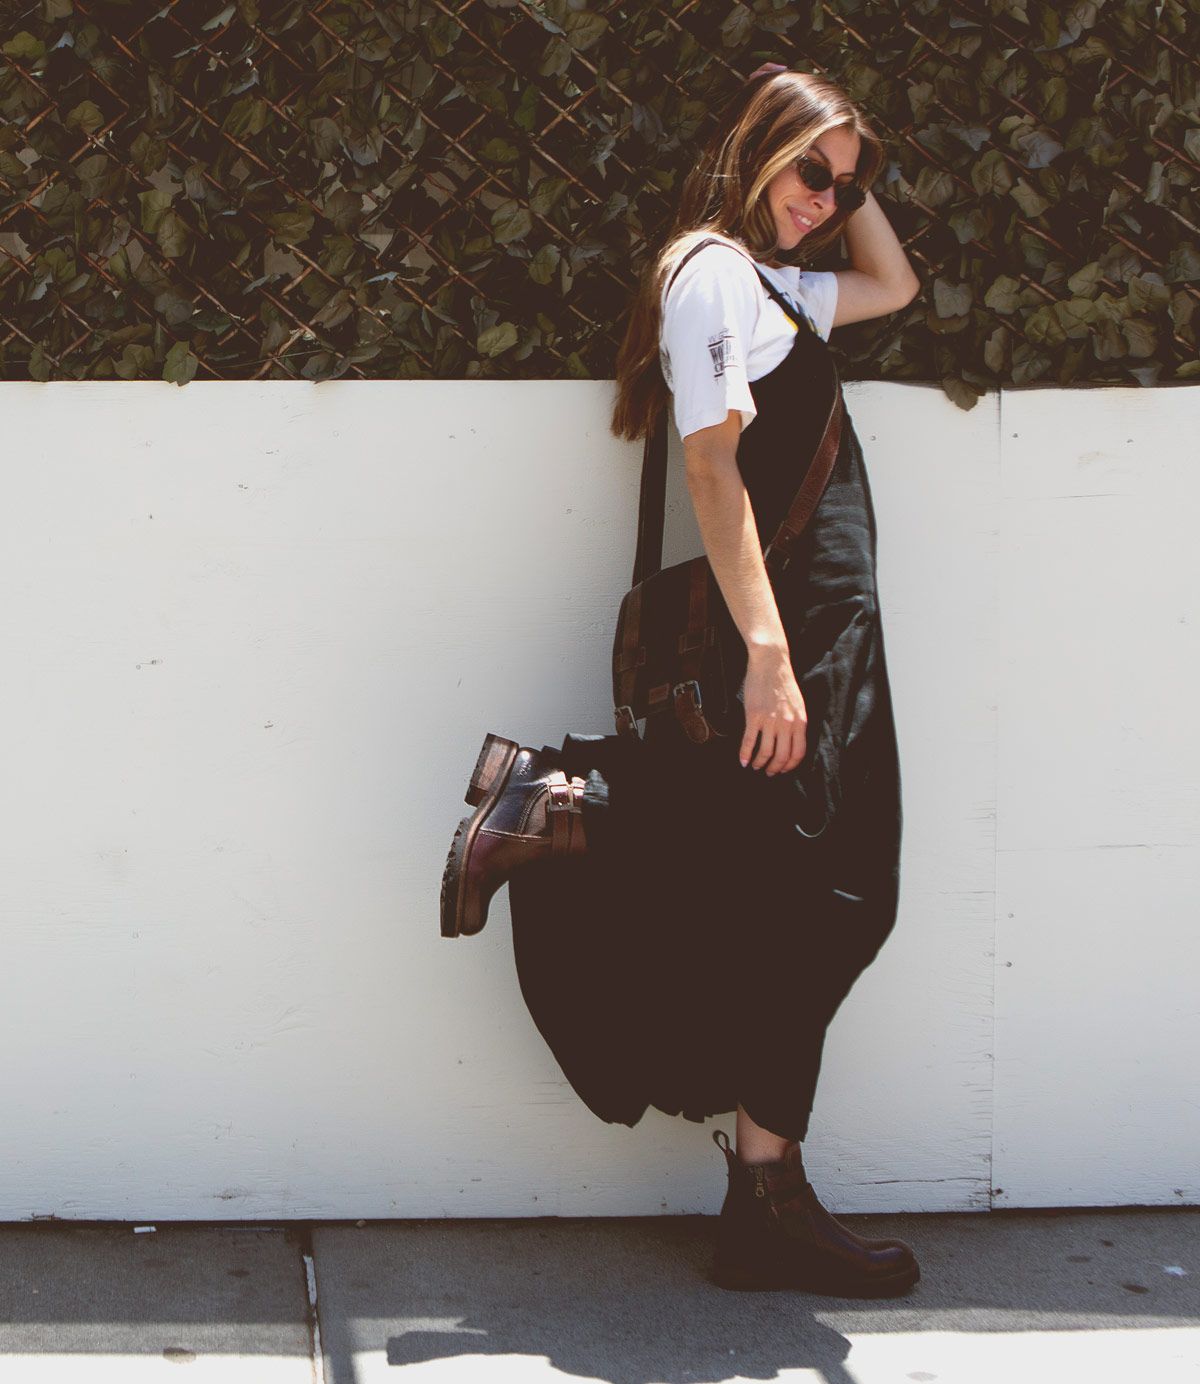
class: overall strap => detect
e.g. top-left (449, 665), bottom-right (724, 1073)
top-left (752, 265), bottom-right (820, 339)
top-left (752, 266), bottom-right (846, 576)
top-left (634, 237), bottom-right (842, 587)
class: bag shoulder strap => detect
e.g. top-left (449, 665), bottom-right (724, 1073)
top-left (634, 237), bottom-right (842, 586)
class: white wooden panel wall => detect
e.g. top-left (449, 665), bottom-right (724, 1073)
top-left (993, 387), bottom-right (1200, 1208)
top-left (0, 381), bottom-right (1195, 1220)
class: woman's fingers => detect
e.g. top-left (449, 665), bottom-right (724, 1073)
top-left (744, 719), bottom-right (807, 775)
top-left (751, 724), bottom-right (777, 771)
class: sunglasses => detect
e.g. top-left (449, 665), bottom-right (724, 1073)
top-left (795, 156), bottom-right (867, 212)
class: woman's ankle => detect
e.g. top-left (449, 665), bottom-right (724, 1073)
top-left (735, 1102), bottom-right (791, 1165)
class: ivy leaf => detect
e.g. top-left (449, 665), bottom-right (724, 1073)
top-left (1092, 292), bottom-right (1131, 325)
top-left (631, 102), bottom-right (665, 143)
top-left (539, 36), bottom-right (571, 77)
top-left (913, 165), bottom-right (956, 207)
top-left (1011, 342), bottom-right (1052, 384)
top-left (949, 205), bottom-right (990, 244)
top-left (513, 83), bottom-right (538, 133)
top-left (28, 344), bottom-right (52, 381)
top-left (1025, 304), bottom-right (1067, 347)
top-left (983, 326), bottom-right (1009, 374)
top-left (1098, 244), bottom-right (1142, 283)
top-left (3, 32), bottom-right (46, 63)
top-left (564, 10), bottom-right (608, 50)
top-left (720, 4), bottom-right (753, 48)
top-left (162, 340), bottom-right (198, 384)
top-left (984, 275), bottom-right (1022, 314)
top-left (1127, 274), bottom-right (1169, 313)
top-left (906, 82), bottom-right (935, 121)
top-left (66, 100), bottom-right (105, 135)
top-left (1052, 297), bottom-right (1096, 338)
top-left (77, 152), bottom-right (112, 199)
top-left (138, 188), bottom-right (173, 233)
top-left (1121, 319), bottom-right (1156, 358)
top-left (479, 137), bottom-right (519, 164)
top-left (266, 208), bottom-right (315, 245)
top-left (310, 117), bottom-right (343, 162)
top-left (1010, 178), bottom-right (1050, 218)
top-left (933, 277), bottom-right (972, 317)
top-left (344, 126), bottom-right (383, 166)
top-left (491, 200), bottom-right (532, 243)
top-left (940, 376), bottom-right (983, 410)
top-left (1066, 261), bottom-right (1102, 296)
top-left (1011, 125), bottom-right (1063, 168)
top-left (529, 243), bottom-right (561, 285)
top-left (1169, 291), bottom-right (1196, 331)
top-left (311, 288), bottom-right (354, 330)
top-left (114, 343), bottom-right (154, 378)
top-left (222, 95), bottom-right (269, 138)
top-left (529, 176), bottom-right (568, 216)
top-left (971, 149), bottom-right (1013, 196)
top-left (1163, 243), bottom-right (1200, 284)
top-left (1127, 362), bottom-right (1161, 386)
top-left (322, 188), bottom-right (363, 234)
top-left (1092, 317), bottom-right (1126, 361)
top-left (156, 209), bottom-right (190, 258)
top-left (947, 123), bottom-right (990, 152)
top-left (478, 322), bottom-right (517, 356)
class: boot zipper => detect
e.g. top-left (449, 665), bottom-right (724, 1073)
top-left (753, 1166), bottom-right (765, 1199)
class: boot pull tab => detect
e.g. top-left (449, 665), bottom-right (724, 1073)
top-left (712, 1128), bottom-right (739, 1174)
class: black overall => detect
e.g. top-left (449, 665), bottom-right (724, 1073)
top-left (508, 241), bottom-right (903, 1143)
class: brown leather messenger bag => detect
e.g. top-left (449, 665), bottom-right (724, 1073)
top-left (612, 247), bottom-right (845, 744)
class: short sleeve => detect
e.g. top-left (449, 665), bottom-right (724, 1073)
top-left (659, 245), bottom-right (760, 443)
top-left (798, 269), bottom-right (839, 342)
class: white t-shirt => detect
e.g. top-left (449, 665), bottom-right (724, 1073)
top-left (658, 234), bottom-right (839, 444)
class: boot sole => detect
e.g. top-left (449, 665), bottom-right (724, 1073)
top-left (440, 733), bottom-right (519, 938)
top-left (710, 1253), bottom-right (920, 1298)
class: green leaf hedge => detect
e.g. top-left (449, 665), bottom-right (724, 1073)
top-left (0, 0), bottom-right (1196, 406)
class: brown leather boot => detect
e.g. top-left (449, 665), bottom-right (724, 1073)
top-left (710, 1129), bottom-right (920, 1296)
top-left (440, 733), bottom-right (588, 938)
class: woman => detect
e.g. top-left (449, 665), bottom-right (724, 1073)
top-left (441, 64), bottom-right (922, 1297)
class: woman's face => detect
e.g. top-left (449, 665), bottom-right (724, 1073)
top-left (763, 125), bottom-right (862, 262)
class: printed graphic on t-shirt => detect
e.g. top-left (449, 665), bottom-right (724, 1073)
top-left (707, 331), bottom-right (737, 377)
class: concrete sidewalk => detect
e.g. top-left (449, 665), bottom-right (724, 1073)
top-left (0, 1208), bottom-right (1195, 1382)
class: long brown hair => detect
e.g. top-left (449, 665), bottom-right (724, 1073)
top-left (609, 68), bottom-right (884, 443)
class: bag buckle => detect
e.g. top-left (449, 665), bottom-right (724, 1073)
top-left (672, 680), bottom-right (713, 744)
top-left (615, 705), bottom-right (641, 740)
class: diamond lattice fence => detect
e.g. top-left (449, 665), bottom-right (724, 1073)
top-left (0, 0), bottom-right (1197, 403)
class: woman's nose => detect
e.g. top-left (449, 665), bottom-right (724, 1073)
top-left (810, 182), bottom-right (837, 215)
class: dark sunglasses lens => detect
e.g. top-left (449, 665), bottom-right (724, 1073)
top-left (799, 159), bottom-right (865, 211)
top-left (797, 159), bottom-right (833, 192)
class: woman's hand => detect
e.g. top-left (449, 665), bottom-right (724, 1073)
top-left (747, 62), bottom-right (789, 82)
top-left (739, 644), bottom-right (808, 775)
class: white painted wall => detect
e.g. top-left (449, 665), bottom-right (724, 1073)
top-left (0, 381), bottom-right (1195, 1221)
